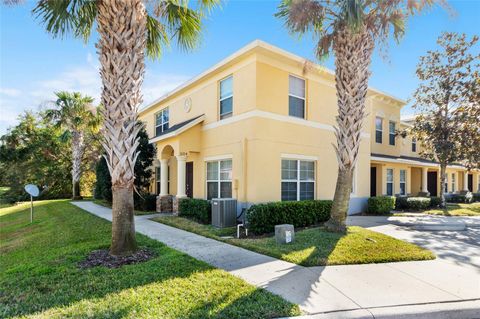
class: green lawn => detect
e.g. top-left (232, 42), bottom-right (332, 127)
top-left (420, 202), bottom-right (480, 216)
top-left (0, 200), bottom-right (299, 319)
top-left (153, 216), bottom-right (435, 267)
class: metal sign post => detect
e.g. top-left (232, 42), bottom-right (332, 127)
top-left (24, 184), bottom-right (39, 223)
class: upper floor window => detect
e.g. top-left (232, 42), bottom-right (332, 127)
top-left (288, 75), bottom-right (305, 119)
top-left (155, 108), bottom-right (169, 136)
top-left (281, 159), bottom-right (315, 201)
top-left (219, 76), bottom-right (233, 119)
top-left (206, 159), bottom-right (232, 199)
top-left (386, 168), bottom-right (394, 196)
top-left (375, 117), bottom-right (382, 143)
top-left (389, 121), bottom-right (396, 146)
top-left (400, 169), bottom-right (406, 195)
top-left (451, 173), bottom-right (456, 193)
top-left (412, 137), bottom-right (417, 152)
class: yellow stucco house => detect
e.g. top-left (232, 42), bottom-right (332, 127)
top-left (138, 40), bottom-right (480, 214)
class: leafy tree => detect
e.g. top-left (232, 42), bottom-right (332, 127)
top-left (276, 0), bottom-right (440, 232)
top-left (0, 112), bottom-right (72, 202)
top-left (412, 32), bottom-right (480, 206)
top-left (45, 91), bottom-right (101, 199)
top-left (94, 125), bottom-right (156, 204)
top-left (32, 0), bottom-right (220, 256)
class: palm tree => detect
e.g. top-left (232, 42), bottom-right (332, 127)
top-left (33, 0), bottom-right (220, 256)
top-left (276, 0), bottom-right (443, 232)
top-left (45, 91), bottom-right (100, 200)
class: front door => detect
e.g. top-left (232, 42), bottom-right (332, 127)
top-left (185, 162), bottom-right (193, 198)
top-left (468, 174), bottom-right (473, 192)
top-left (370, 167), bottom-right (377, 196)
top-left (427, 171), bottom-right (438, 196)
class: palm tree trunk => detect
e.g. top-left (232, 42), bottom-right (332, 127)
top-left (439, 163), bottom-right (447, 208)
top-left (96, 0), bottom-right (146, 256)
top-left (325, 25), bottom-right (374, 233)
top-left (71, 130), bottom-right (84, 200)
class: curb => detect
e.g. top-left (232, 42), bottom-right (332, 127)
top-left (281, 299), bottom-right (480, 319)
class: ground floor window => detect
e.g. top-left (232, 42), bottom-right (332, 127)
top-left (452, 173), bottom-right (456, 193)
top-left (281, 159), bottom-right (315, 201)
top-left (386, 168), bottom-right (394, 196)
top-left (399, 169), bottom-right (406, 195)
top-left (444, 174), bottom-right (448, 193)
top-left (206, 159), bottom-right (232, 199)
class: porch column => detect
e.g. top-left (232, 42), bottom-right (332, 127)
top-left (463, 171), bottom-right (469, 191)
top-left (422, 167), bottom-right (428, 193)
top-left (160, 159), bottom-right (169, 196)
top-left (176, 154), bottom-right (187, 198)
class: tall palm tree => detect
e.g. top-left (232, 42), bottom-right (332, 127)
top-left (45, 91), bottom-right (100, 200)
top-left (276, 0), bottom-right (443, 232)
top-left (33, 0), bottom-right (220, 256)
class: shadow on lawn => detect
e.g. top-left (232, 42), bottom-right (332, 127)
top-left (0, 202), bottom-right (297, 318)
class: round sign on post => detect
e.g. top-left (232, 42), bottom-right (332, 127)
top-left (24, 184), bottom-right (40, 223)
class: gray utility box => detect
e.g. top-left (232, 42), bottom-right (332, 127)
top-left (211, 198), bottom-right (237, 228)
top-left (275, 224), bottom-right (295, 244)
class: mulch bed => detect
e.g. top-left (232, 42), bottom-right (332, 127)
top-left (78, 249), bottom-right (156, 269)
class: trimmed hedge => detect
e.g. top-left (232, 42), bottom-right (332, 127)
top-left (473, 193), bottom-right (480, 202)
top-left (178, 198), bottom-right (211, 224)
top-left (246, 200), bottom-right (332, 235)
top-left (367, 196), bottom-right (395, 215)
top-left (429, 196), bottom-right (441, 208)
top-left (446, 192), bottom-right (473, 204)
top-left (395, 197), bottom-right (433, 211)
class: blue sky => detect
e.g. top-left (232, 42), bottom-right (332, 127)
top-left (1, 0), bottom-right (479, 135)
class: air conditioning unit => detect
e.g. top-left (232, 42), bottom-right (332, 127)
top-left (211, 198), bottom-right (237, 228)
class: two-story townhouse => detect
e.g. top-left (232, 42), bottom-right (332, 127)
top-left (138, 40), bottom-right (480, 215)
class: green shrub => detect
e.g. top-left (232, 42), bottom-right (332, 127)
top-left (406, 197), bottom-right (431, 210)
top-left (473, 193), bottom-right (480, 202)
top-left (395, 197), bottom-right (409, 210)
top-left (367, 196), bottom-right (395, 215)
top-left (447, 193), bottom-right (473, 203)
top-left (429, 196), bottom-right (441, 208)
top-left (134, 193), bottom-right (157, 212)
top-left (178, 198), bottom-right (211, 224)
top-left (246, 200), bottom-right (332, 235)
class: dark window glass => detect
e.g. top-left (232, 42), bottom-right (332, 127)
top-left (400, 184), bottom-right (406, 196)
top-left (387, 183), bottom-right (393, 196)
top-left (220, 97), bottom-right (233, 119)
top-left (220, 182), bottom-right (232, 198)
top-left (376, 130), bottom-right (382, 144)
top-left (281, 182), bottom-right (297, 201)
top-left (389, 121), bottom-right (396, 146)
top-left (300, 182), bottom-right (314, 200)
top-left (289, 96), bottom-right (305, 118)
top-left (412, 139), bottom-right (417, 152)
top-left (207, 182), bottom-right (218, 200)
top-left (375, 117), bottom-right (382, 144)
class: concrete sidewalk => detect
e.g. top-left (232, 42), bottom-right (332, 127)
top-left (72, 201), bottom-right (480, 317)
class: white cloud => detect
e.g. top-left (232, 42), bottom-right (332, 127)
top-left (0, 54), bottom-right (190, 135)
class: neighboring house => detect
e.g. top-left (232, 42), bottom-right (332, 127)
top-left (138, 40), bottom-right (480, 214)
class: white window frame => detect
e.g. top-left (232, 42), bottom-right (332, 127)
top-left (412, 137), bottom-right (417, 152)
top-left (219, 75), bottom-right (233, 120)
top-left (452, 173), bottom-right (456, 193)
top-left (386, 168), bottom-right (394, 196)
top-left (281, 158), bottom-right (315, 201)
top-left (400, 169), bottom-right (406, 196)
top-left (155, 107), bottom-right (169, 136)
top-left (288, 75), bottom-right (306, 119)
top-left (205, 159), bottom-right (232, 199)
top-left (375, 117), bottom-right (383, 144)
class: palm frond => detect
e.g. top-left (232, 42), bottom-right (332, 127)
top-left (275, 0), bottom-right (327, 35)
top-left (146, 14), bottom-right (170, 59)
top-left (33, 0), bottom-right (97, 40)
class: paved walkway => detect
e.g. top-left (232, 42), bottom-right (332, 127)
top-left (72, 202), bottom-right (480, 317)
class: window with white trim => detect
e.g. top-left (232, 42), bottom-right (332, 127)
top-left (288, 75), bottom-right (306, 119)
top-left (375, 117), bottom-right (383, 143)
top-left (281, 159), bottom-right (315, 201)
top-left (412, 137), bottom-right (417, 152)
top-left (451, 173), bottom-right (456, 193)
top-left (386, 168), bottom-right (394, 196)
top-left (400, 169), bottom-right (406, 195)
top-left (219, 76), bottom-right (233, 119)
top-left (155, 108), bottom-right (169, 136)
top-left (444, 174), bottom-right (448, 193)
top-left (389, 121), bottom-right (396, 146)
top-left (206, 159), bottom-right (232, 199)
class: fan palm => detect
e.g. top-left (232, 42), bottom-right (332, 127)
top-left (276, 0), bottom-right (443, 232)
top-left (33, 0), bottom-right (220, 256)
top-left (45, 91), bottom-right (100, 200)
